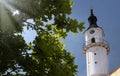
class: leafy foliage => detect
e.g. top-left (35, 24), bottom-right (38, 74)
top-left (8, 0), bottom-right (84, 33)
top-left (0, 0), bottom-right (84, 76)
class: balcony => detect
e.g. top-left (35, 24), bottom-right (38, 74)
top-left (83, 38), bottom-right (110, 54)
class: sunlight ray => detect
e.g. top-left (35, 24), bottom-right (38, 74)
top-left (0, 0), bottom-right (17, 33)
top-left (4, 0), bottom-right (14, 10)
top-left (0, 4), bottom-right (15, 32)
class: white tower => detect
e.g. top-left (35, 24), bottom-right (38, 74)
top-left (83, 9), bottom-right (110, 76)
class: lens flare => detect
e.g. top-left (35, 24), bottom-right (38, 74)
top-left (0, 0), bottom-right (17, 32)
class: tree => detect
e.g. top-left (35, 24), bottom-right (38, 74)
top-left (0, 0), bottom-right (84, 75)
top-left (0, 2), bottom-right (27, 75)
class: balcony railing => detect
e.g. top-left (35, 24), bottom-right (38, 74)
top-left (83, 38), bottom-right (110, 54)
top-left (84, 38), bottom-right (109, 46)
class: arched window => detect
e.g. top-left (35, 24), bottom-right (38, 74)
top-left (91, 38), bottom-right (95, 43)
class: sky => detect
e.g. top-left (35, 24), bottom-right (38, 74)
top-left (22, 0), bottom-right (120, 76)
top-left (63, 0), bottom-right (120, 76)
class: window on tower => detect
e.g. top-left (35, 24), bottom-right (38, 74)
top-left (94, 53), bottom-right (96, 55)
top-left (90, 30), bottom-right (95, 34)
top-left (91, 38), bottom-right (95, 43)
top-left (95, 61), bottom-right (97, 64)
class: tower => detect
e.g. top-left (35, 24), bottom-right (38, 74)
top-left (83, 9), bottom-right (110, 76)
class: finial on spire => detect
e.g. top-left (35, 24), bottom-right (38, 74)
top-left (90, 6), bottom-right (94, 15)
top-left (91, 9), bottom-right (93, 16)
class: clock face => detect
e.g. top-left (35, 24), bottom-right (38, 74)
top-left (90, 30), bottom-right (95, 34)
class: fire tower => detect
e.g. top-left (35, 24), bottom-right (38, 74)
top-left (83, 9), bottom-right (110, 76)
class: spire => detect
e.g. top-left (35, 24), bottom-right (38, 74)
top-left (88, 9), bottom-right (98, 28)
top-left (90, 8), bottom-right (94, 15)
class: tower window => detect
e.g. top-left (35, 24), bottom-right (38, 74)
top-left (91, 38), bottom-right (95, 43)
top-left (95, 61), bottom-right (97, 64)
top-left (94, 53), bottom-right (96, 55)
top-left (90, 30), bottom-right (95, 34)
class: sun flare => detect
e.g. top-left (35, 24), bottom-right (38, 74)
top-left (0, 0), bottom-right (7, 7)
top-left (0, 0), bottom-right (17, 32)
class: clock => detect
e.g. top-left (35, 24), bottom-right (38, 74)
top-left (90, 30), bottom-right (95, 34)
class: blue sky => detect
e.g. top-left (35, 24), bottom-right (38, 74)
top-left (22, 0), bottom-right (120, 76)
top-left (63, 0), bottom-right (120, 76)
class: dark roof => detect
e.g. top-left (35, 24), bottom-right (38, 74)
top-left (88, 9), bottom-right (99, 29)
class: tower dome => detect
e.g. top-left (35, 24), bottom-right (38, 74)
top-left (88, 9), bottom-right (98, 28)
